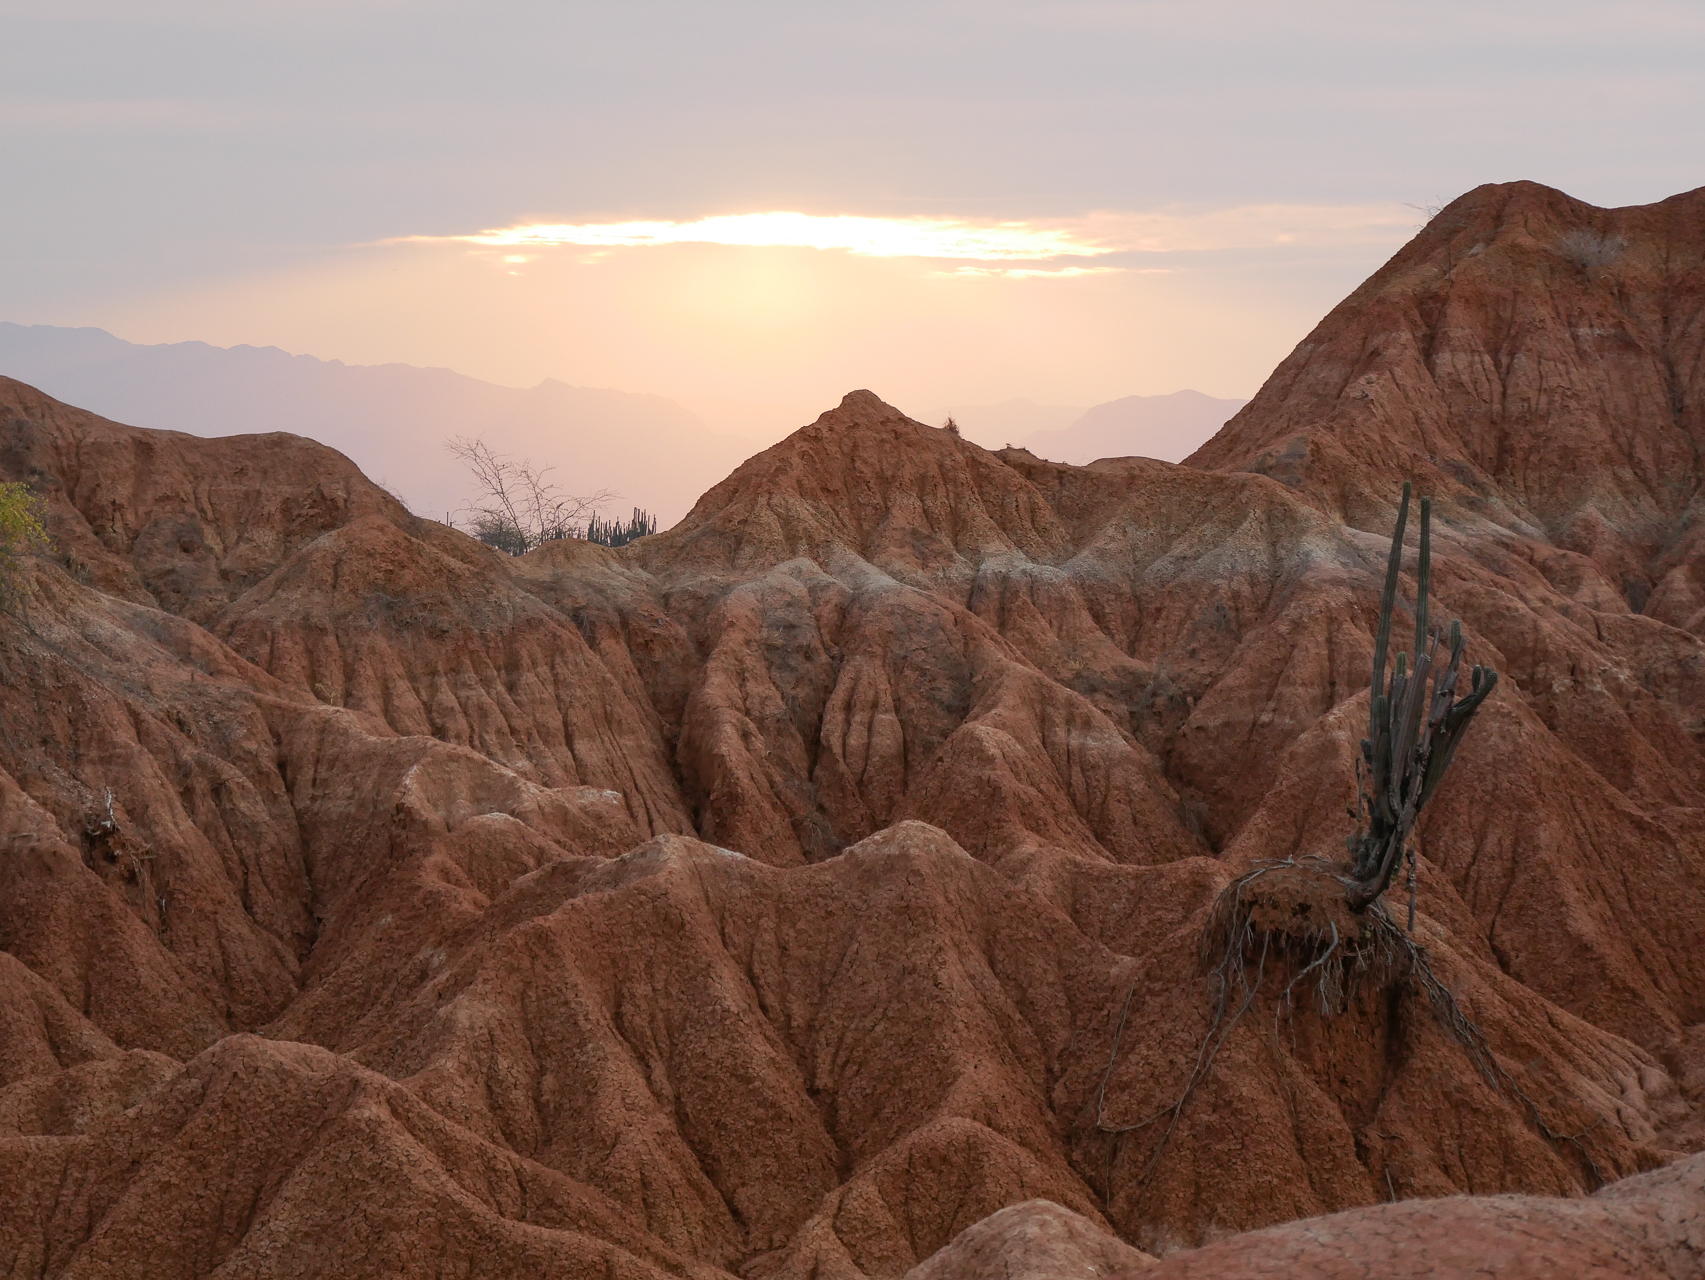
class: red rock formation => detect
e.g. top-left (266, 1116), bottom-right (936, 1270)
top-left (1128, 1150), bottom-right (1705, 1278)
top-left (1, 179), bottom-right (1702, 1278)
top-left (903, 1200), bottom-right (1156, 1280)
top-left (1190, 181), bottom-right (1705, 631)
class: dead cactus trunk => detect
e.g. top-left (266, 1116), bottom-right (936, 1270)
top-left (1345, 482), bottom-right (1498, 913)
top-left (1095, 544), bottom-right (1571, 1188)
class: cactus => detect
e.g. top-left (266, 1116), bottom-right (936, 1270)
top-left (1346, 483), bottom-right (1498, 914)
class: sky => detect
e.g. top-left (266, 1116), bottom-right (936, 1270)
top-left (4, 0), bottom-right (1703, 434)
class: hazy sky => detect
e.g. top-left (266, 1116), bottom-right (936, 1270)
top-left (4, 0), bottom-right (1702, 430)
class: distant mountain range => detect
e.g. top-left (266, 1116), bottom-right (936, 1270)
top-left (0, 323), bottom-right (751, 529)
top-left (923, 399), bottom-right (1085, 446)
top-left (0, 324), bottom-right (1246, 527)
top-left (926, 392), bottom-right (1247, 465)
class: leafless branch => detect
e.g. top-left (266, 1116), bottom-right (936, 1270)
top-left (445, 436), bottom-right (615, 555)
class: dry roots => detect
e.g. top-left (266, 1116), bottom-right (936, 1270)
top-left (1090, 858), bottom-right (1608, 1193)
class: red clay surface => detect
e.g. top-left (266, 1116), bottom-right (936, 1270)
top-left (1, 180), bottom-right (1701, 1278)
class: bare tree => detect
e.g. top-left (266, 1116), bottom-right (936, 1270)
top-left (1403, 199), bottom-right (1445, 231)
top-left (445, 436), bottom-right (614, 555)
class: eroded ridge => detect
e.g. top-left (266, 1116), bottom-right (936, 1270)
top-left (1, 178), bottom-right (1703, 1279)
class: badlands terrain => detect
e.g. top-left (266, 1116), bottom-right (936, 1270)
top-left (1, 180), bottom-right (1702, 1278)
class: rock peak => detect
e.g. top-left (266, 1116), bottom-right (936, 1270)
top-left (836, 388), bottom-right (892, 412)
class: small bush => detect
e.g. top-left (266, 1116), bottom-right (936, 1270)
top-left (468, 513), bottom-right (532, 557)
top-left (1558, 229), bottom-right (1627, 272)
top-left (0, 480), bottom-right (49, 608)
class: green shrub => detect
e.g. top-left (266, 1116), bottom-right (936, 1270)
top-left (0, 481), bottom-right (49, 608)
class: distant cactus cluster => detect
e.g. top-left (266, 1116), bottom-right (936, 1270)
top-left (1348, 483), bottom-right (1499, 915)
top-left (586, 508), bottom-right (658, 548)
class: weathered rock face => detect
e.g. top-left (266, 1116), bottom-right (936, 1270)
top-left (1130, 1149), bottom-right (1705, 1279)
top-left (902, 1200), bottom-right (1156, 1280)
top-left (1, 181), bottom-right (1703, 1279)
top-left (1190, 180), bottom-right (1705, 634)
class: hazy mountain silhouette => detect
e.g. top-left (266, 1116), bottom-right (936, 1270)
top-left (925, 392), bottom-right (1247, 462)
top-left (0, 325), bottom-right (1245, 525)
top-left (921, 398), bottom-right (1086, 448)
top-left (1020, 389), bottom-right (1248, 464)
top-left (0, 323), bottom-right (752, 528)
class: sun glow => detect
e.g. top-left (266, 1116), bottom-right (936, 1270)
top-left (406, 203), bottom-right (1416, 272)
top-left (434, 212), bottom-right (1112, 261)
top-left (940, 265), bottom-right (1135, 279)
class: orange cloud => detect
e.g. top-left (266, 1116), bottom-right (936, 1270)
top-left (418, 212), bottom-right (1113, 261)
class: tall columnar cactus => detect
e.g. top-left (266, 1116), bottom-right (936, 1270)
top-left (1346, 483), bottom-right (1498, 914)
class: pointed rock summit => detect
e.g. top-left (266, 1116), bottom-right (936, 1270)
top-left (1191, 180), bottom-right (1705, 628)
